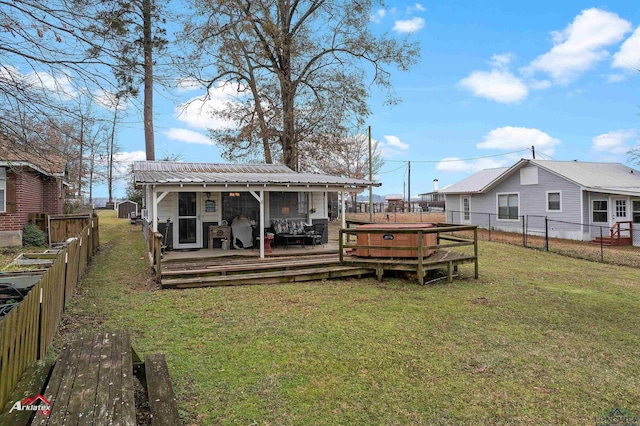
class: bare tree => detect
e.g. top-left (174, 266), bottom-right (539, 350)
top-left (180, 0), bottom-right (419, 170)
top-left (0, 1), bottom-right (120, 150)
top-left (309, 133), bottom-right (384, 179)
top-left (86, 0), bottom-right (170, 161)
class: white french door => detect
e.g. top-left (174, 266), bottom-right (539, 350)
top-left (461, 196), bottom-right (471, 224)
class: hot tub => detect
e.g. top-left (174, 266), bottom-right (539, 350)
top-left (355, 223), bottom-right (437, 258)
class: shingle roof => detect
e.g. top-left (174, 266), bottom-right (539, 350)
top-left (440, 167), bottom-right (509, 193)
top-left (133, 161), bottom-right (379, 188)
top-left (531, 160), bottom-right (640, 194)
top-left (0, 142), bottom-right (66, 177)
top-left (441, 159), bottom-right (640, 196)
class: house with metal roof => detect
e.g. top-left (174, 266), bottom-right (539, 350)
top-left (441, 159), bottom-right (640, 246)
top-left (133, 161), bottom-right (379, 257)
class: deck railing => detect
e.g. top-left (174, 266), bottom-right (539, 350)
top-left (339, 223), bottom-right (478, 284)
top-left (610, 221), bottom-right (633, 245)
top-left (0, 215), bottom-right (99, 410)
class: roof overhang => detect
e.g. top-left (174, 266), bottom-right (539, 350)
top-left (0, 160), bottom-right (65, 178)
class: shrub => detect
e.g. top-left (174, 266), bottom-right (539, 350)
top-left (22, 223), bottom-right (47, 247)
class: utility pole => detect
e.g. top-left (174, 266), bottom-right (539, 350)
top-left (368, 126), bottom-right (373, 222)
top-left (407, 161), bottom-right (411, 213)
top-left (532, 145), bottom-right (536, 159)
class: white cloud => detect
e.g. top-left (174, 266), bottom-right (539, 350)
top-left (612, 26), bottom-right (640, 71)
top-left (591, 129), bottom-right (637, 155)
top-left (459, 70), bottom-right (528, 103)
top-left (477, 126), bottom-right (561, 157)
top-left (435, 157), bottom-right (512, 173)
top-left (175, 82), bottom-right (242, 130)
top-left (379, 135), bottom-right (409, 158)
top-left (607, 74), bottom-right (627, 83)
top-left (176, 77), bottom-right (203, 92)
top-left (371, 8), bottom-right (386, 23)
top-left (113, 150), bottom-right (147, 178)
top-left (24, 71), bottom-right (77, 99)
top-left (393, 17), bottom-right (425, 33)
top-left (526, 8), bottom-right (631, 84)
top-left (490, 53), bottom-right (515, 70)
top-left (93, 90), bottom-right (129, 111)
top-left (166, 128), bottom-right (213, 145)
top-left (383, 135), bottom-right (409, 150)
top-left (407, 3), bottom-right (426, 14)
top-left (528, 79), bottom-right (552, 90)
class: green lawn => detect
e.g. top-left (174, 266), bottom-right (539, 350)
top-left (60, 211), bottom-right (640, 425)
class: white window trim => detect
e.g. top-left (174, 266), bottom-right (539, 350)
top-left (0, 167), bottom-right (5, 213)
top-left (546, 190), bottom-right (562, 213)
top-left (591, 199), bottom-right (608, 224)
top-left (496, 192), bottom-right (520, 221)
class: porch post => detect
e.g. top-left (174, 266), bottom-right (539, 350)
top-left (341, 190), bottom-right (346, 246)
top-left (250, 190), bottom-right (265, 259)
top-left (152, 189), bottom-right (158, 232)
top-left (259, 190), bottom-right (265, 259)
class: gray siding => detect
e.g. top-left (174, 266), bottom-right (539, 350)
top-left (447, 165), bottom-right (584, 239)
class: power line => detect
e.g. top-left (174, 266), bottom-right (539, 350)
top-left (383, 148), bottom-right (531, 163)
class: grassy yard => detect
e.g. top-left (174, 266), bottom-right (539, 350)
top-left (58, 211), bottom-right (640, 425)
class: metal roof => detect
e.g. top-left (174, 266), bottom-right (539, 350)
top-left (133, 161), bottom-right (379, 188)
top-left (440, 167), bottom-right (509, 193)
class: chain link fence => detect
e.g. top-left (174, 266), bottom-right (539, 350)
top-left (445, 210), bottom-right (640, 268)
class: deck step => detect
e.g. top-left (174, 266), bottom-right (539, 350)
top-left (161, 257), bottom-right (341, 277)
top-left (161, 265), bottom-right (375, 289)
top-left (592, 237), bottom-right (632, 246)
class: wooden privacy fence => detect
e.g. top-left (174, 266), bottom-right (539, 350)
top-left (143, 220), bottom-right (164, 284)
top-left (0, 215), bottom-right (99, 410)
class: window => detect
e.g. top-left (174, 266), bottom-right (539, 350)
top-left (0, 167), bottom-right (5, 213)
top-left (547, 192), bottom-right (561, 211)
top-left (633, 201), bottom-right (640, 223)
top-left (498, 193), bottom-right (519, 220)
top-left (615, 200), bottom-right (627, 218)
top-left (269, 192), bottom-right (308, 219)
top-left (592, 200), bottom-right (608, 223)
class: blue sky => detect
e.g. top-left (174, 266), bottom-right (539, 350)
top-left (107, 1), bottom-right (640, 199)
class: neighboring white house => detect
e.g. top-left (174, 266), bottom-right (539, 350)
top-left (441, 159), bottom-right (640, 246)
top-left (133, 161), bottom-right (379, 257)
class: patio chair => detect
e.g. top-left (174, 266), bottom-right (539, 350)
top-left (304, 223), bottom-right (325, 247)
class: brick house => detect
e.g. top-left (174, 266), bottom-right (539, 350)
top-left (0, 146), bottom-right (67, 246)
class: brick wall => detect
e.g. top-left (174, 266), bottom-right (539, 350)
top-left (43, 177), bottom-right (64, 215)
top-left (0, 168), bottom-right (62, 232)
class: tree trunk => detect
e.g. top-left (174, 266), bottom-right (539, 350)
top-left (143, 0), bottom-right (155, 161)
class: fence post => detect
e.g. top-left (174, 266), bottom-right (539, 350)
top-left (522, 216), bottom-right (526, 247)
top-left (545, 217), bottom-right (549, 251)
top-left (488, 214), bottom-right (491, 241)
top-left (600, 227), bottom-right (604, 262)
top-left (37, 287), bottom-right (43, 360)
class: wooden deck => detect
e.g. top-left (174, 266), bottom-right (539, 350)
top-left (151, 224), bottom-right (479, 288)
top-left (32, 331), bottom-right (135, 425)
top-left (160, 253), bottom-right (375, 288)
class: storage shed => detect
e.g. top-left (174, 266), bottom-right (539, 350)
top-left (116, 200), bottom-right (139, 219)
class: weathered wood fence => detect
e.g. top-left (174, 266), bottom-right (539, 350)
top-left (0, 215), bottom-right (99, 410)
top-left (143, 220), bottom-right (164, 284)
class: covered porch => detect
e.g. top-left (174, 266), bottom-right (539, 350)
top-left (135, 161), bottom-right (379, 260)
